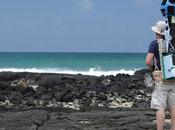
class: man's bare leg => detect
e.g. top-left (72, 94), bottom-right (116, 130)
top-left (170, 107), bottom-right (175, 130)
top-left (156, 108), bottom-right (165, 130)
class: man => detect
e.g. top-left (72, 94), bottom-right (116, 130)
top-left (146, 21), bottom-right (175, 130)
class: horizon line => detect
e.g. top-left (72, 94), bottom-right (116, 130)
top-left (0, 51), bottom-right (147, 53)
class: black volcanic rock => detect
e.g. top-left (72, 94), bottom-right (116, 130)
top-left (0, 71), bottom-right (152, 109)
top-left (0, 71), bottom-right (172, 130)
top-left (134, 68), bottom-right (152, 80)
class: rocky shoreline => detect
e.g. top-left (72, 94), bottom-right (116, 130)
top-left (0, 70), bottom-right (171, 130)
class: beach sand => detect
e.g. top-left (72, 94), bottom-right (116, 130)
top-left (0, 70), bottom-right (171, 130)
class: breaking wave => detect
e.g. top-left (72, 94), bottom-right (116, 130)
top-left (0, 67), bottom-right (137, 76)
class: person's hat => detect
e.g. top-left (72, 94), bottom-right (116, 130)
top-left (151, 21), bottom-right (166, 35)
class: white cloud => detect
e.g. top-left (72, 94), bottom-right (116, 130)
top-left (77, 0), bottom-right (94, 12)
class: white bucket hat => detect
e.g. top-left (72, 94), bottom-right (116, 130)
top-left (151, 21), bottom-right (166, 35)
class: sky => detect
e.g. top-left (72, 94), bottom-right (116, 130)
top-left (0, 0), bottom-right (164, 52)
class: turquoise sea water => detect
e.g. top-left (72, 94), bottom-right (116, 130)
top-left (0, 52), bottom-right (147, 76)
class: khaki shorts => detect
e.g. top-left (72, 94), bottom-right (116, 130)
top-left (151, 81), bottom-right (175, 110)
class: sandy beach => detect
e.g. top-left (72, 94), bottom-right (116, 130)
top-left (0, 70), bottom-right (171, 130)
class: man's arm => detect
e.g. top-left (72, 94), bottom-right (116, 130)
top-left (146, 53), bottom-right (154, 71)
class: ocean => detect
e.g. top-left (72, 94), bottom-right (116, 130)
top-left (0, 52), bottom-right (147, 76)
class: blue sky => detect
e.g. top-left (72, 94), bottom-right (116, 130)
top-left (0, 0), bottom-right (163, 52)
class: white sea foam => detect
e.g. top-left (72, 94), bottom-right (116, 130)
top-left (0, 67), bottom-right (137, 76)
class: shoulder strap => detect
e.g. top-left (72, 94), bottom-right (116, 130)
top-left (153, 56), bottom-right (160, 71)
